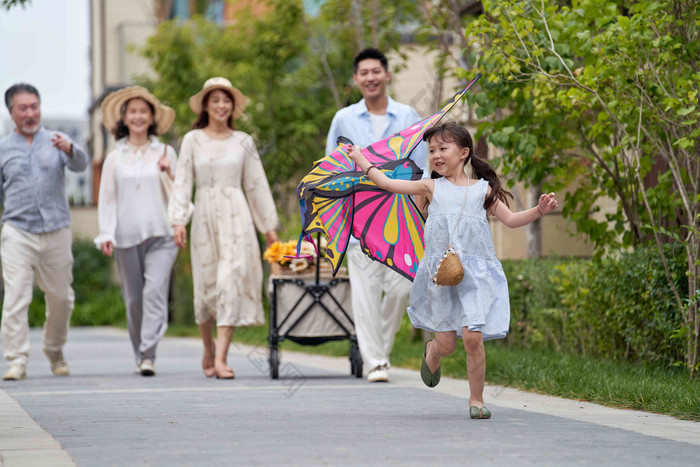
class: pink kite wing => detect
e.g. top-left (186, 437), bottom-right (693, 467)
top-left (296, 74), bottom-right (482, 279)
top-left (297, 72), bottom-right (480, 201)
top-left (298, 158), bottom-right (424, 279)
top-left (353, 185), bottom-right (425, 280)
top-left (296, 141), bottom-right (356, 200)
top-left (298, 195), bottom-right (354, 276)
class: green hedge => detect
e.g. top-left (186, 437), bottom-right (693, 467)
top-left (168, 241), bottom-right (688, 366)
top-left (66, 239), bottom-right (125, 326)
top-left (502, 245), bottom-right (687, 366)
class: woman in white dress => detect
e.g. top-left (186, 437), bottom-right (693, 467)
top-left (95, 87), bottom-right (179, 376)
top-left (169, 77), bottom-right (279, 379)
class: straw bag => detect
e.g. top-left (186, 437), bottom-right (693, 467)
top-left (160, 171), bottom-right (174, 204)
top-left (427, 182), bottom-right (470, 286)
top-left (432, 247), bottom-right (464, 286)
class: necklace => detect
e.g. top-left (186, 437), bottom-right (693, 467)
top-left (125, 139), bottom-right (150, 190)
top-left (126, 140), bottom-right (150, 152)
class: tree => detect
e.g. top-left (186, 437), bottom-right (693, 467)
top-left (417, 1), bottom-right (552, 258)
top-left (139, 1), bottom-right (324, 199)
top-left (467, 0), bottom-right (699, 375)
top-left (139, 0), bottom-right (421, 209)
top-left (1, 0), bottom-right (30, 10)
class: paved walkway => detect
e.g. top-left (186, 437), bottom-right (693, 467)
top-left (1, 327), bottom-right (699, 466)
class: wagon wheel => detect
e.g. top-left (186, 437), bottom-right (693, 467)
top-left (350, 342), bottom-right (363, 378)
top-left (269, 346), bottom-right (279, 379)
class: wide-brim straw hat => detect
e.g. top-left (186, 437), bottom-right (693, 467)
top-left (101, 86), bottom-right (175, 136)
top-left (189, 77), bottom-right (247, 119)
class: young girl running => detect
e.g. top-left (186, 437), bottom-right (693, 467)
top-left (348, 121), bottom-right (558, 419)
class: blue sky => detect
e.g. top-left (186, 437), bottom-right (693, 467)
top-left (0, 0), bottom-right (90, 130)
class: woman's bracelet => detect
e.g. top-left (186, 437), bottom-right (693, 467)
top-left (536, 205), bottom-right (544, 216)
top-left (365, 165), bottom-right (377, 176)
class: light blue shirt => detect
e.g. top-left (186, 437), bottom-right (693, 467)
top-left (325, 96), bottom-right (427, 172)
top-left (0, 127), bottom-right (89, 234)
top-left (325, 96), bottom-right (428, 245)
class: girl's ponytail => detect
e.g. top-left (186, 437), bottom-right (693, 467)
top-left (470, 155), bottom-right (512, 211)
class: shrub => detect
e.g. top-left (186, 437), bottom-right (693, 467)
top-left (170, 246), bottom-right (195, 326)
top-left (501, 245), bottom-right (687, 366)
top-left (501, 258), bottom-right (568, 348)
top-left (555, 245), bottom-right (687, 364)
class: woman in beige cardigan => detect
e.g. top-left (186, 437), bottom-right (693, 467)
top-left (169, 77), bottom-right (278, 379)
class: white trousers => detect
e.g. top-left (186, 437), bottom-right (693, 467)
top-left (1, 222), bottom-right (75, 365)
top-left (346, 243), bottom-right (412, 372)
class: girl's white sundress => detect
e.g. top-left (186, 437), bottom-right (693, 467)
top-left (407, 177), bottom-right (510, 340)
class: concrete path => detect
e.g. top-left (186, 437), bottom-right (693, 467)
top-left (1, 327), bottom-right (699, 466)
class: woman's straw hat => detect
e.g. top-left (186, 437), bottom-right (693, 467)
top-left (101, 86), bottom-right (175, 135)
top-left (189, 77), bottom-right (247, 119)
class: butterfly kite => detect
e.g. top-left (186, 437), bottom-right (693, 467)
top-left (296, 74), bottom-right (482, 281)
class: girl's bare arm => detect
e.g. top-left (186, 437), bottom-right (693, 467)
top-left (348, 145), bottom-right (433, 199)
top-left (491, 191), bottom-right (558, 228)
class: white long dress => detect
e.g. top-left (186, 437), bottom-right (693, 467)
top-left (169, 129), bottom-right (278, 326)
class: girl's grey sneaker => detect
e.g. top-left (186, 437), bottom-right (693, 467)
top-left (420, 339), bottom-right (441, 388)
top-left (469, 406), bottom-right (491, 419)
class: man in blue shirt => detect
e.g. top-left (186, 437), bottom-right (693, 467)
top-left (325, 48), bottom-right (426, 383)
top-left (1, 83), bottom-right (89, 380)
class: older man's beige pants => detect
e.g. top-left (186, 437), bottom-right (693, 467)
top-left (1, 222), bottom-right (75, 366)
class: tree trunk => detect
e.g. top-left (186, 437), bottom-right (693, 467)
top-left (526, 184), bottom-right (542, 258)
top-left (351, 0), bottom-right (365, 51)
top-left (370, 0), bottom-right (379, 47)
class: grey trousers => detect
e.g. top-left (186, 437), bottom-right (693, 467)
top-left (114, 236), bottom-right (178, 365)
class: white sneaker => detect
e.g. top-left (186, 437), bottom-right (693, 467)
top-left (139, 359), bottom-right (156, 376)
top-left (2, 363), bottom-right (26, 380)
top-left (367, 364), bottom-right (389, 383)
top-left (43, 349), bottom-right (69, 376)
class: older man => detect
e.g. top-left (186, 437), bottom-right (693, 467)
top-left (0, 83), bottom-right (89, 380)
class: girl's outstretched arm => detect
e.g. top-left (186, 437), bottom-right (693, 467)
top-left (491, 191), bottom-right (558, 228)
top-left (348, 145), bottom-right (433, 200)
